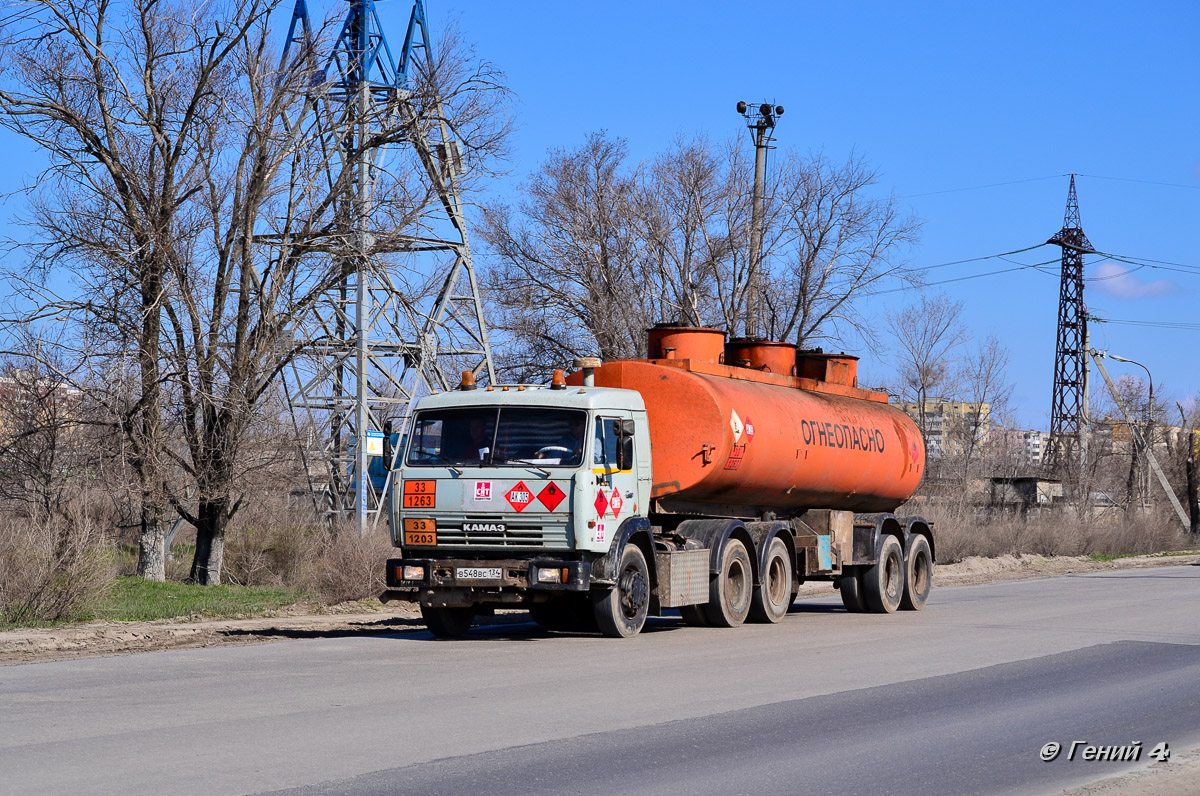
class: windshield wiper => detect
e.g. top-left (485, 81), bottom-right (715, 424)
top-left (495, 456), bottom-right (552, 477)
top-left (414, 452), bottom-right (463, 475)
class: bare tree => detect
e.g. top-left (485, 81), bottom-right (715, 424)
top-left (634, 137), bottom-right (737, 328)
top-left (0, 0), bottom-right (510, 583)
top-left (887, 293), bottom-right (967, 459)
top-left (759, 153), bottom-right (920, 348)
top-left (480, 132), bottom-right (647, 376)
top-left (481, 134), bottom-right (918, 377)
top-left (953, 335), bottom-right (1013, 478)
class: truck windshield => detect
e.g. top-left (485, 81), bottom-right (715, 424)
top-left (406, 407), bottom-right (588, 467)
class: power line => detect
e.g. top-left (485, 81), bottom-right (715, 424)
top-left (899, 175), bottom-right (1066, 199)
top-left (1091, 317), bottom-right (1200, 332)
top-left (0, 2), bottom-right (39, 30)
top-left (874, 258), bottom-right (1058, 296)
top-left (1076, 173), bottom-right (1200, 191)
top-left (910, 243), bottom-right (1050, 273)
top-left (1089, 249), bottom-right (1200, 278)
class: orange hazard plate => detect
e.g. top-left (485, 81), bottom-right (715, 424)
top-left (403, 518), bottom-right (436, 546)
top-left (402, 480), bottom-right (436, 508)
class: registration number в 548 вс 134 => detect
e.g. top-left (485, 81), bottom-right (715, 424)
top-left (456, 567), bottom-right (502, 580)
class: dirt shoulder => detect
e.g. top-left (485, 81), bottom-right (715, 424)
top-left (2, 551), bottom-right (1197, 666)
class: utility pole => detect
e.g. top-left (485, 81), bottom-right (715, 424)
top-left (736, 101), bottom-right (783, 339)
top-left (1046, 175), bottom-right (1095, 496)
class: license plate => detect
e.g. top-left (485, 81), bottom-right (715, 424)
top-left (456, 567), bottom-right (502, 580)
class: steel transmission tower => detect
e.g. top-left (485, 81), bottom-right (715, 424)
top-left (1045, 175), bottom-right (1094, 478)
top-left (275, 0), bottom-right (495, 534)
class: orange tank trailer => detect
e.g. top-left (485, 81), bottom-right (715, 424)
top-left (569, 343), bottom-right (924, 514)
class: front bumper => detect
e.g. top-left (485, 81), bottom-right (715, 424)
top-left (382, 556), bottom-right (593, 606)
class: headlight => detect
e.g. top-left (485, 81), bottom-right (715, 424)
top-left (537, 567), bottom-right (569, 584)
top-left (402, 565), bottom-right (425, 581)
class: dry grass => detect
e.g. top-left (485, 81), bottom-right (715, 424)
top-left (0, 510), bottom-right (116, 626)
top-left (907, 501), bottom-right (1194, 562)
top-left (222, 496), bottom-right (391, 603)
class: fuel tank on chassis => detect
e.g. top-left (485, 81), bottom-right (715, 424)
top-left (581, 359), bottom-right (925, 513)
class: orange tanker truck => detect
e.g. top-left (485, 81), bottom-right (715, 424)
top-left (381, 325), bottom-right (932, 638)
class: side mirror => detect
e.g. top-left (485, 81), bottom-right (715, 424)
top-left (616, 419), bottom-right (634, 470)
top-left (382, 419), bottom-right (394, 467)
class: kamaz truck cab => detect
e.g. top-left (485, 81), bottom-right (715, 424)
top-left (383, 371), bottom-right (655, 637)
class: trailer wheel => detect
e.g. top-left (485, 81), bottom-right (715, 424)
top-left (421, 605), bottom-right (475, 638)
top-left (750, 537), bottom-right (793, 623)
top-left (593, 543), bottom-right (650, 638)
top-left (901, 535), bottom-right (933, 611)
top-left (839, 567), bottom-right (866, 613)
top-left (704, 538), bottom-right (753, 627)
top-left (863, 535), bottom-right (904, 614)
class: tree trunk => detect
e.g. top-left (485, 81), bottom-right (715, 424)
top-left (1187, 431), bottom-right (1199, 535)
top-left (1124, 446), bottom-right (1139, 512)
top-left (136, 502), bottom-right (167, 582)
top-left (189, 499), bottom-right (228, 585)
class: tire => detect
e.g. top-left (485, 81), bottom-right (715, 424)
top-left (592, 543), bottom-right (650, 638)
top-left (421, 605), bottom-right (475, 638)
top-left (863, 534), bottom-right (904, 614)
top-left (750, 537), bottom-right (793, 623)
top-left (703, 537), bottom-right (753, 627)
top-left (679, 603), bottom-right (710, 627)
top-left (839, 566), bottom-right (866, 613)
top-left (901, 534), bottom-right (933, 611)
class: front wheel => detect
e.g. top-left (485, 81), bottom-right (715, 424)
top-left (421, 605), bottom-right (475, 638)
top-left (593, 543), bottom-right (650, 638)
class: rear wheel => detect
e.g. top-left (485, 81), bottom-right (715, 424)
top-left (593, 543), bottom-right (650, 638)
top-left (703, 537), bottom-right (753, 627)
top-left (901, 535), bottom-right (933, 611)
top-left (421, 605), bottom-right (475, 638)
top-left (863, 535), bottom-right (904, 614)
top-left (839, 567), bottom-right (866, 612)
top-left (750, 537), bottom-right (793, 623)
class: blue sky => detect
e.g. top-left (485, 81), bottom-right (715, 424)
top-left (399, 0), bottom-right (1200, 429)
top-left (1, 0), bottom-right (1196, 430)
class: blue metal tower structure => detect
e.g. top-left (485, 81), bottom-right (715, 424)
top-left (276, 0), bottom-right (495, 534)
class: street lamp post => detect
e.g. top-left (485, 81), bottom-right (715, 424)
top-left (1109, 354), bottom-right (1153, 509)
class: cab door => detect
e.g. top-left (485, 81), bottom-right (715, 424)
top-left (593, 414), bottom-right (638, 534)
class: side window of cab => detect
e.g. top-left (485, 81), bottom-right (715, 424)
top-left (595, 418), bottom-right (634, 471)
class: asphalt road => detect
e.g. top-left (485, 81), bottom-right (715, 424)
top-left (3, 565), bottom-right (1199, 796)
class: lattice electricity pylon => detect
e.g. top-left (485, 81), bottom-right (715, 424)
top-left (1045, 175), bottom-right (1095, 478)
top-left (269, 0), bottom-right (495, 534)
